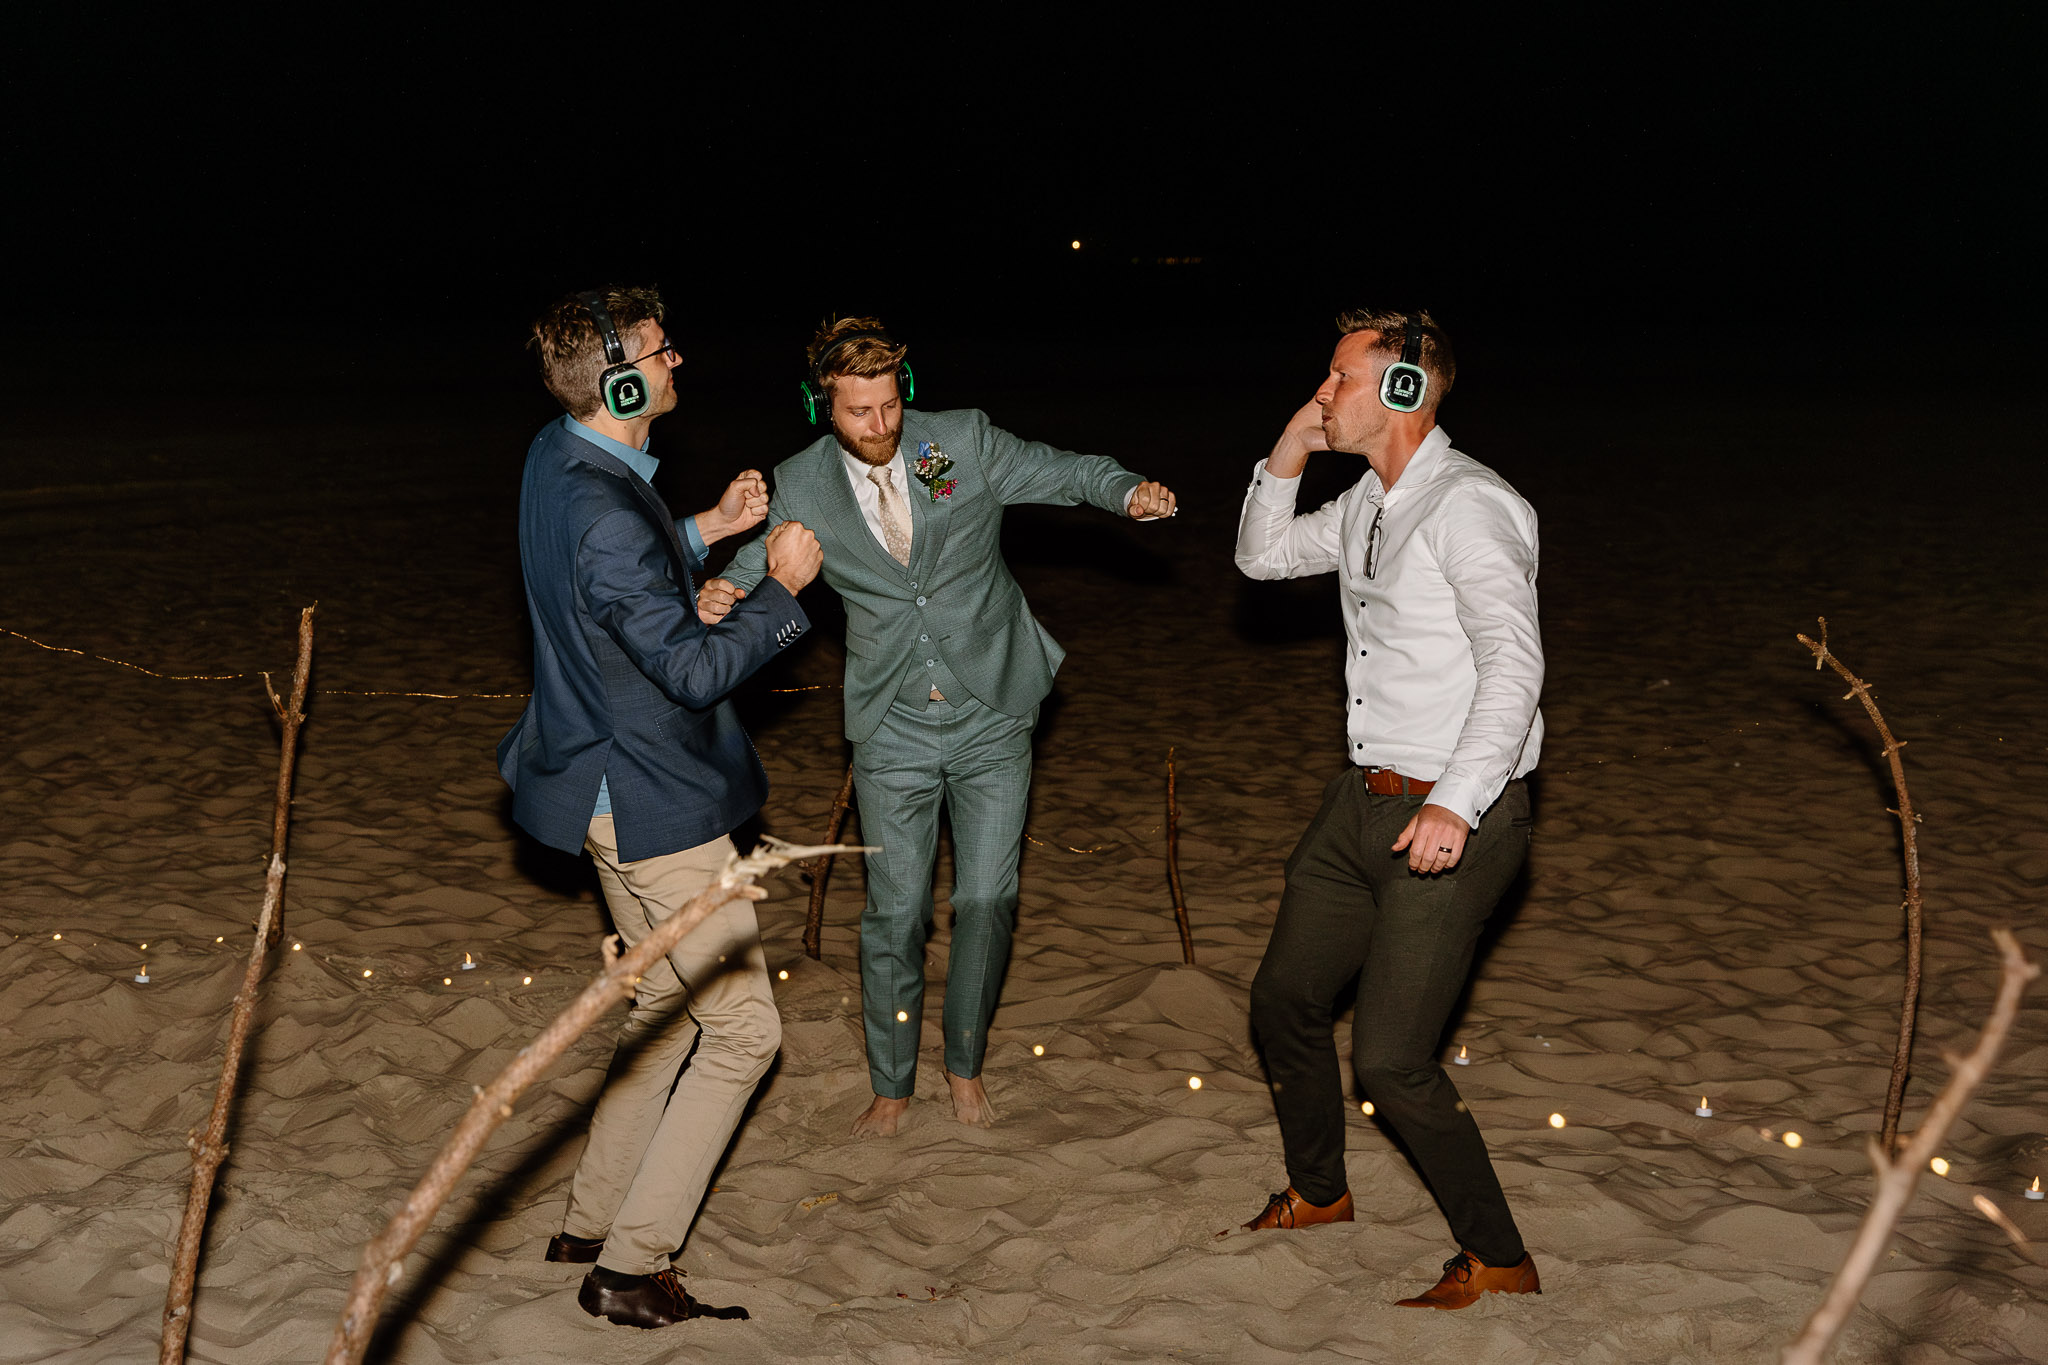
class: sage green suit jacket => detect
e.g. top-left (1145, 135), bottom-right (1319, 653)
top-left (723, 408), bottom-right (1143, 744)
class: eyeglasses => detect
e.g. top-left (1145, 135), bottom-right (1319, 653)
top-left (631, 338), bottom-right (682, 367)
top-left (1364, 505), bottom-right (1386, 579)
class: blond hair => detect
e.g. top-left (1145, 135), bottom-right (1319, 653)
top-left (806, 315), bottom-right (908, 395)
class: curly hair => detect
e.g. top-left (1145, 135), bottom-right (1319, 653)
top-left (530, 286), bottom-right (666, 419)
top-left (805, 315), bottom-right (908, 396)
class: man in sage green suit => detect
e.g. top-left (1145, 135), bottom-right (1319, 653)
top-left (711, 318), bottom-right (1178, 1135)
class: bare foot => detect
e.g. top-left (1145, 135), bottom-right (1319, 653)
top-left (850, 1094), bottom-right (910, 1138)
top-left (947, 1071), bottom-right (999, 1127)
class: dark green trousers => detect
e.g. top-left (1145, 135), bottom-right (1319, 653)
top-left (1250, 768), bottom-right (1532, 1267)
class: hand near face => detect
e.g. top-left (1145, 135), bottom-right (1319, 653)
top-left (696, 576), bottom-right (747, 625)
top-left (765, 520), bottom-right (823, 595)
top-left (1390, 802), bottom-right (1472, 876)
top-left (1286, 397), bottom-right (1331, 452)
top-left (1127, 481), bottom-right (1178, 521)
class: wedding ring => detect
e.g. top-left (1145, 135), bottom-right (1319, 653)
top-left (1437, 846), bottom-right (1454, 853)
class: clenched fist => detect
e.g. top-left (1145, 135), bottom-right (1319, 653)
top-left (766, 521), bottom-right (823, 595)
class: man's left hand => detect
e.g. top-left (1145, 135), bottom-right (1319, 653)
top-left (1128, 481), bottom-right (1178, 520)
top-left (697, 576), bottom-right (747, 624)
top-left (1391, 803), bottom-right (1472, 875)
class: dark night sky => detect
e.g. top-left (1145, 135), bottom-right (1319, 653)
top-left (8, 14), bottom-right (2042, 401)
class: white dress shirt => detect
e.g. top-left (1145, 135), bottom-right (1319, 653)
top-left (839, 445), bottom-right (914, 552)
top-left (1234, 426), bottom-right (1544, 825)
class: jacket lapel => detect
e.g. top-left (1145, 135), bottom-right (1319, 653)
top-left (905, 425), bottom-right (952, 579)
top-left (562, 437), bottom-right (697, 598)
top-left (813, 442), bottom-right (912, 584)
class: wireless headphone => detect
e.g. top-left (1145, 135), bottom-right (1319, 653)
top-left (581, 291), bottom-right (654, 421)
top-left (1378, 315), bottom-right (1430, 413)
top-left (799, 330), bottom-right (915, 425)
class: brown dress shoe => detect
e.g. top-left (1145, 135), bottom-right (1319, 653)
top-left (1395, 1250), bottom-right (1541, 1309)
top-left (1225, 1186), bottom-right (1356, 1236)
top-left (577, 1266), bottom-right (750, 1327)
top-left (544, 1232), bottom-right (604, 1263)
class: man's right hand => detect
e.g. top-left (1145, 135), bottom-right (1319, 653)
top-left (766, 521), bottom-right (823, 595)
top-left (1265, 398), bottom-right (1329, 478)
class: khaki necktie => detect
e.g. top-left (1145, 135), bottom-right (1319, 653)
top-left (868, 466), bottom-right (913, 566)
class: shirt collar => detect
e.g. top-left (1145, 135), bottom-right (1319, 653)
top-left (1369, 425), bottom-right (1451, 506)
top-left (563, 413), bottom-right (659, 485)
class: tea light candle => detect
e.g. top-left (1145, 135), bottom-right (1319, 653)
top-left (134, 964), bottom-right (151, 984)
top-left (461, 952), bottom-right (477, 971)
top-left (1695, 1096), bottom-right (1713, 1117)
top-left (2026, 1177), bottom-right (2043, 1201)
top-left (1453, 1045), bottom-right (1470, 1066)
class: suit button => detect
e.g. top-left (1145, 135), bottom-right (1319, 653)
top-left (926, 659), bottom-right (936, 667)
top-left (920, 634), bottom-right (929, 643)
top-left (916, 595), bottom-right (927, 606)
top-left (909, 582), bottom-right (918, 589)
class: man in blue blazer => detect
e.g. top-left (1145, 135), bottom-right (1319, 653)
top-left (499, 286), bottom-right (822, 1330)
top-left (710, 317), bottom-right (1177, 1137)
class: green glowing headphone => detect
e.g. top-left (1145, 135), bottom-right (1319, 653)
top-left (581, 291), bottom-right (654, 420)
top-left (1378, 315), bottom-right (1429, 413)
top-left (800, 330), bottom-right (915, 425)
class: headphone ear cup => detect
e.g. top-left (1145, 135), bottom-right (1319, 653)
top-left (603, 364), bottom-right (652, 419)
top-left (800, 380), bottom-right (824, 425)
top-left (899, 362), bottom-right (915, 405)
top-left (1378, 362), bottom-right (1428, 413)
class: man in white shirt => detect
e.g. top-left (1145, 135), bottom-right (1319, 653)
top-left (1230, 309), bottom-right (1545, 1311)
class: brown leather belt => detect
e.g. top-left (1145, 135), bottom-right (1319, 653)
top-left (1360, 767), bottom-right (1435, 797)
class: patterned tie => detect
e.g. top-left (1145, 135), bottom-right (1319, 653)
top-left (868, 466), bottom-right (913, 566)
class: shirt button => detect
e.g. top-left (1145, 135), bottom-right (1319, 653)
top-left (1355, 742), bottom-right (1364, 750)
top-left (1354, 698), bottom-right (1362, 705)
top-left (1359, 648), bottom-right (1368, 657)
top-left (916, 595), bottom-right (927, 606)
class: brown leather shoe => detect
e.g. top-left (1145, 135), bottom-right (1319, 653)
top-left (1223, 1186), bottom-right (1356, 1237)
top-left (577, 1266), bottom-right (750, 1327)
top-left (544, 1232), bottom-right (604, 1263)
top-left (1395, 1250), bottom-right (1541, 1309)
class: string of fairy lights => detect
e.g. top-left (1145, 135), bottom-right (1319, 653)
top-left (5, 625), bottom-right (2045, 1213)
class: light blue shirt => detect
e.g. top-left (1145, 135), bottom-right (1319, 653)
top-left (561, 415), bottom-right (708, 819)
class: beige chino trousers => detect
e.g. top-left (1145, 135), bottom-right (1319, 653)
top-left (563, 816), bottom-right (781, 1275)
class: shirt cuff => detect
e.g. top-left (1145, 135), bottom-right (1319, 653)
top-left (681, 515), bottom-right (708, 561)
top-left (1246, 458), bottom-right (1302, 503)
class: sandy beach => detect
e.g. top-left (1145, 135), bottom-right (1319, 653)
top-left (2, 376), bottom-right (2044, 1364)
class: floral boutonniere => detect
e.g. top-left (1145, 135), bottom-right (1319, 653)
top-left (912, 441), bottom-right (958, 502)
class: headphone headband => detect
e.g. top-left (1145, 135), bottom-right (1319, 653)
top-left (810, 329), bottom-right (897, 384)
top-left (799, 328), bottom-right (915, 425)
top-left (580, 290), bottom-right (627, 365)
top-left (1377, 312), bottom-right (1431, 414)
top-left (1400, 315), bottom-right (1423, 366)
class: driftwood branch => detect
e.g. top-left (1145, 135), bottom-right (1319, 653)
top-left (1781, 928), bottom-right (2038, 1365)
top-left (161, 604), bottom-right (316, 1365)
top-left (802, 764), bottom-right (857, 960)
top-left (1166, 747), bottom-right (1194, 965)
top-left (1798, 619), bottom-right (1924, 1154)
top-left (322, 837), bottom-right (869, 1365)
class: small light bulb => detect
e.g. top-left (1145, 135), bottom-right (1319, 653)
top-left (1188, 1076), bottom-right (1203, 1090)
top-left (523, 976), bottom-right (532, 985)
top-left (52, 933), bottom-right (61, 941)
top-left (1070, 239), bottom-right (1081, 250)
top-left (140, 943), bottom-right (148, 950)
top-left (216, 936), bottom-right (224, 943)
top-left (292, 943), bottom-right (302, 951)
top-left (1032, 1044), bottom-right (1045, 1056)
top-left (1361, 1101), bottom-right (1375, 1116)
top-left (1549, 1113), bottom-right (1566, 1129)
top-left (1929, 1157), bottom-right (1950, 1177)
top-left (1783, 1131), bottom-right (1803, 1149)
top-left (362, 969), bottom-right (373, 978)
top-left (443, 978), bottom-right (452, 985)
top-left (778, 969), bottom-right (789, 980)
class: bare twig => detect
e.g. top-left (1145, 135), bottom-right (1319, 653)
top-left (1166, 747), bottom-right (1194, 965)
top-left (1798, 619), bottom-right (1924, 1154)
top-left (322, 838), bottom-right (870, 1365)
top-left (1971, 1194), bottom-right (2047, 1266)
top-left (161, 605), bottom-right (316, 1365)
top-left (1782, 929), bottom-right (2038, 1365)
top-left (803, 764), bottom-right (857, 960)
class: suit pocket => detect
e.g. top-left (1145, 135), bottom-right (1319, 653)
top-left (843, 631), bottom-right (886, 661)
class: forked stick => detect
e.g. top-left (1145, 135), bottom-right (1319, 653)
top-left (1798, 619), bottom-right (1923, 1154)
top-left (322, 838), bottom-right (869, 1365)
top-left (803, 764), bottom-right (857, 960)
top-left (161, 605), bottom-right (316, 1365)
top-left (1781, 928), bottom-right (2037, 1365)
top-left (1166, 747), bottom-right (1194, 965)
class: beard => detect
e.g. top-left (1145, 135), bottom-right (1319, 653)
top-left (1322, 400), bottom-right (1387, 456)
top-left (835, 417), bottom-right (902, 467)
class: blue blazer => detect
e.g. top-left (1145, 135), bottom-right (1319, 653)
top-left (497, 420), bottom-right (808, 862)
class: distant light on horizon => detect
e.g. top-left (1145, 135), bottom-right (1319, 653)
top-left (1070, 239), bottom-right (1081, 250)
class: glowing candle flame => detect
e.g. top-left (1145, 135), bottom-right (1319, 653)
top-left (140, 943), bottom-right (147, 950)
top-left (362, 969), bottom-right (373, 978)
top-left (292, 943), bottom-right (302, 951)
top-left (2028, 1177), bottom-right (2043, 1200)
top-left (1454, 1044), bottom-right (1470, 1065)
top-left (52, 933), bottom-right (61, 941)
top-left (778, 969), bottom-right (789, 980)
top-left (1188, 1076), bottom-right (1202, 1090)
top-left (1549, 1113), bottom-right (1566, 1129)
top-left (216, 937), bottom-right (224, 943)
top-left (443, 978), bottom-right (452, 985)
top-left (523, 976), bottom-right (532, 985)
top-left (1930, 1157), bottom-right (1950, 1176)
top-left (1783, 1131), bottom-right (1803, 1149)
top-left (1361, 1101), bottom-right (1375, 1116)
top-left (1032, 1044), bottom-right (1045, 1056)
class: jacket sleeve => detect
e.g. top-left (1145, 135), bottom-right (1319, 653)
top-left (972, 411), bottom-right (1143, 514)
top-left (577, 507), bottom-right (806, 709)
